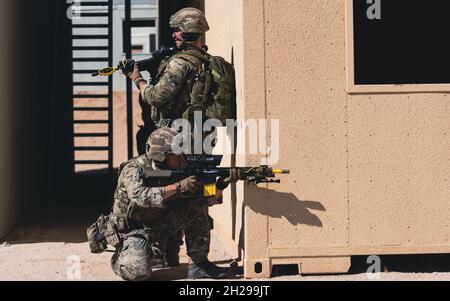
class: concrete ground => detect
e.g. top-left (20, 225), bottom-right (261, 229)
top-left (0, 202), bottom-right (240, 281)
top-left (0, 231), bottom-right (236, 281)
top-left (3, 240), bottom-right (450, 281)
top-left (2, 202), bottom-right (450, 281)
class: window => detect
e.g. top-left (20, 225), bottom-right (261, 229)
top-left (346, 0), bottom-right (450, 93)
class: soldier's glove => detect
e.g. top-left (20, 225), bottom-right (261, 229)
top-left (118, 59), bottom-right (135, 74)
top-left (120, 59), bottom-right (144, 82)
top-left (216, 168), bottom-right (244, 190)
top-left (129, 63), bottom-right (144, 82)
top-left (176, 176), bottom-right (202, 195)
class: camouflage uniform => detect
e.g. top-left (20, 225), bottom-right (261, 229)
top-left (110, 128), bottom-right (212, 281)
top-left (140, 47), bottom-right (206, 256)
top-left (138, 7), bottom-right (210, 127)
top-left (132, 8), bottom-right (213, 268)
top-left (139, 46), bottom-right (209, 127)
top-left (113, 8), bottom-right (220, 280)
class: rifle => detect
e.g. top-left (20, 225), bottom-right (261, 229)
top-left (143, 155), bottom-right (290, 197)
top-left (91, 46), bottom-right (178, 78)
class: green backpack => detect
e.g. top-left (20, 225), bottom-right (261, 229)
top-left (177, 51), bottom-right (237, 125)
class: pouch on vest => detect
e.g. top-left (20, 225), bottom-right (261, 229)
top-left (105, 220), bottom-right (122, 249)
top-left (177, 51), bottom-right (237, 125)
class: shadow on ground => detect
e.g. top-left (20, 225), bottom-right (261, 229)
top-left (270, 254), bottom-right (450, 277)
top-left (150, 263), bottom-right (244, 281)
top-left (3, 169), bottom-right (114, 244)
top-left (3, 200), bottom-right (111, 244)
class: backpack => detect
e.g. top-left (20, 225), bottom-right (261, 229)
top-left (176, 50), bottom-right (237, 125)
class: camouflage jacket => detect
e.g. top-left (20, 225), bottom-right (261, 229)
top-left (112, 154), bottom-right (197, 226)
top-left (140, 46), bottom-right (207, 125)
top-left (112, 155), bottom-right (205, 228)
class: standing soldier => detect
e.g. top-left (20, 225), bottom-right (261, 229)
top-left (119, 7), bottom-right (236, 270)
top-left (122, 7), bottom-right (212, 128)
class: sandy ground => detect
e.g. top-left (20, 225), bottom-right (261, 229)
top-left (0, 202), bottom-right (237, 281)
top-left (3, 238), bottom-right (450, 281)
top-left (2, 209), bottom-right (450, 281)
top-left (0, 233), bottom-right (235, 281)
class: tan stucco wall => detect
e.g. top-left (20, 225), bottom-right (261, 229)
top-left (206, 0), bottom-right (450, 277)
top-left (240, 0), bottom-right (351, 277)
top-left (204, 0), bottom-right (245, 258)
top-left (0, 0), bottom-right (15, 239)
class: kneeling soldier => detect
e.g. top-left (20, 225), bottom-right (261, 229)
top-left (91, 127), bottom-right (238, 280)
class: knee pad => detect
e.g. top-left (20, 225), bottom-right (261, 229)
top-left (112, 252), bottom-right (152, 281)
top-left (118, 264), bottom-right (152, 281)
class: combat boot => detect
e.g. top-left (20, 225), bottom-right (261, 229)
top-left (188, 260), bottom-right (227, 279)
top-left (150, 242), bottom-right (166, 268)
top-left (165, 249), bottom-right (180, 267)
top-left (150, 253), bottom-right (179, 268)
top-left (165, 230), bottom-right (183, 267)
top-left (150, 254), bottom-right (166, 268)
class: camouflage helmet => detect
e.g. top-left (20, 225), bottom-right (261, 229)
top-left (169, 7), bottom-right (209, 34)
top-left (146, 127), bottom-right (179, 162)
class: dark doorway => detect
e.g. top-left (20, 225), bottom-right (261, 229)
top-left (5, 0), bottom-right (115, 243)
top-left (4, 0), bottom-right (207, 243)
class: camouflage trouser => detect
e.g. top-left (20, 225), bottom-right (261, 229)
top-left (136, 117), bottom-right (182, 264)
top-left (111, 228), bottom-right (153, 281)
top-left (111, 198), bottom-right (210, 281)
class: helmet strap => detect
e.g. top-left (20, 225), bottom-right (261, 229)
top-left (182, 32), bottom-right (202, 42)
top-left (154, 161), bottom-right (166, 170)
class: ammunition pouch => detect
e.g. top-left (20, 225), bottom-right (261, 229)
top-left (87, 214), bottom-right (129, 253)
top-left (87, 215), bottom-right (108, 254)
top-left (104, 221), bottom-right (122, 249)
top-left (109, 214), bottom-right (128, 232)
top-left (105, 214), bottom-right (128, 249)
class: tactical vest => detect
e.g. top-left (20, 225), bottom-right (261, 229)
top-left (113, 155), bottom-right (176, 227)
top-left (176, 50), bottom-right (237, 125)
top-left (151, 47), bottom-right (205, 126)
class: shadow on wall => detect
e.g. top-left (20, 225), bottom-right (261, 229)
top-left (244, 185), bottom-right (326, 228)
top-left (238, 185), bottom-right (326, 254)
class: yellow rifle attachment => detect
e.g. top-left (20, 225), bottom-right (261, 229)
top-left (91, 67), bottom-right (117, 77)
top-left (203, 183), bottom-right (217, 198)
top-left (272, 169), bottom-right (289, 174)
